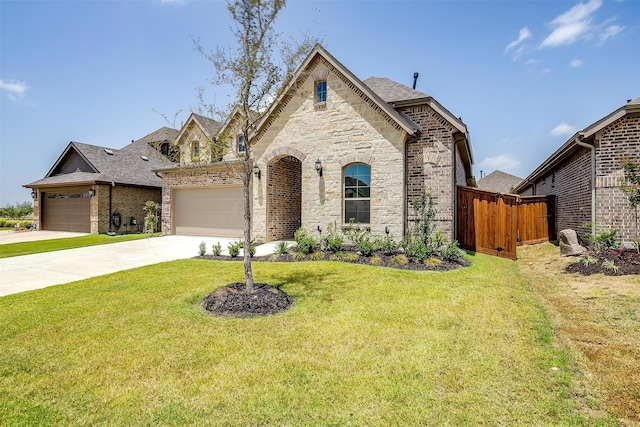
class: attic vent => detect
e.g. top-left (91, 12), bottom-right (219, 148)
top-left (140, 155), bottom-right (149, 161)
top-left (104, 149), bottom-right (114, 155)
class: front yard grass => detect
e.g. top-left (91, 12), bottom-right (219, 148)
top-left (0, 254), bottom-right (613, 425)
top-left (519, 243), bottom-right (640, 426)
top-left (0, 233), bottom-right (159, 259)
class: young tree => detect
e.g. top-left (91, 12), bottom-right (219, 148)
top-left (620, 154), bottom-right (640, 252)
top-left (195, 0), bottom-right (315, 292)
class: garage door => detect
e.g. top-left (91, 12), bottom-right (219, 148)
top-left (174, 187), bottom-right (244, 237)
top-left (43, 190), bottom-right (91, 232)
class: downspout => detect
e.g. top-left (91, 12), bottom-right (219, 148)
top-left (403, 138), bottom-right (409, 237)
top-left (109, 181), bottom-right (115, 234)
top-left (452, 137), bottom-right (458, 240)
top-left (575, 134), bottom-right (596, 240)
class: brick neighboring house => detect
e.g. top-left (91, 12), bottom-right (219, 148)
top-left (476, 170), bottom-right (522, 194)
top-left (514, 97), bottom-right (640, 245)
top-left (158, 44), bottom-right (474, 242)
top-left (24, 127), bottom-right (177, 233)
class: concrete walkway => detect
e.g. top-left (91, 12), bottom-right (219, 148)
top-left (0, 235), bottom-right (289, 297)
top-left (0, 230), bottom-right (90, 244)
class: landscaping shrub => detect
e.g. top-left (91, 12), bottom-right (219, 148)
top-left (594, 229), bottom-right (620, 254)
top-left (273, 241), bottom-right (289, 255)
top-left (228, 241), bottom-right (241, 258)
top-left (321, 223), bottom-right (344, 253)
top-left (294, 227), bottom-right (317, 255)
top-left (199, 241), bottom-right (207, 256)
top-left (213, 242), bottom-right (222, 256)
top-left (0, 218), bottom-right (6, 227)
top-left (343, 253), bottom-right (359, 262)
top-left (376, 234), bottom-right (400, 256)
top-left (310, 251), bottom-right (324, 261)
top-left (292, 251), bottom-right (305, 261)
top-left (424, 257), bottom-right (442, 267)
top-left (344, 222), bottom-right (376, 257)
top-left (440, 240), bottom-right (465, 262)
top-left (369, 255), bottom-right (383, 266)
top-left (391, 254), bottom-right (409, 267)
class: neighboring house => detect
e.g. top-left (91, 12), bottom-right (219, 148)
top-left (514, 97), bottom-right (640, 244)
top-left (158, 44), bottom-right (474, 242)
top-left (476, 170), bottom-right (522, 193)
top-left (24, 127), bottom-right (178, 233)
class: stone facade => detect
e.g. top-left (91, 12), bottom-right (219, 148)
top-left (252, 55), bottom-right (407, 242)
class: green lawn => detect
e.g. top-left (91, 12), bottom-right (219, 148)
top-left (0, 255), bottom-right (613, 426)
top-left (0, 233), bottom-right (159, 258)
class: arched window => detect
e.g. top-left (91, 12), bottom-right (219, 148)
top-left (344, 163), bottom-right (371, 224)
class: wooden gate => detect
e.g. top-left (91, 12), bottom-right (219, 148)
top-left (457, 186), bottom-right (555, 260)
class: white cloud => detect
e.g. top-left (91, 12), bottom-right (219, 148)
top-left (599, 24), bottom-right (624, 43)
top-left (570, 58), bottom-right (585, 67)
top-left (477, 154), bottom-right (522, 172)
top-left (550, 122), bottom-right (578, 137)
top-left (540, 0), bottom-right (602, 48)
top-left (0, 78), bottom-right (28, 102)
top-left (505, 27), bottom-right (532, 60)
top-left (525, 58), bottom-right (540, 66)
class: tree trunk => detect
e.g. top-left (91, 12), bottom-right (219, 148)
top-left (243, 148), bottom-right (255, 293)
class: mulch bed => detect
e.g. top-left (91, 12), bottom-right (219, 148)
top-left (199, 250), bottom-right (471, 318)
top-left (565, 247), bottom-right (640, 276)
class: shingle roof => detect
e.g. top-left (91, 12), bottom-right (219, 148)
top-left (192, 113), bottom-right (223, 138)
top-left (25, 127), bottom-right (178, 188)
top-left (476, 170), bottom-right (523, 194)
top-left (363, 77), bottom-right (429, 103)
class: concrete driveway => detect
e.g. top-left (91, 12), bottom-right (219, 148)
top-left (0, 230), bottom-right (90, 244)
top-left (0, 234), bottom-right (284, 297)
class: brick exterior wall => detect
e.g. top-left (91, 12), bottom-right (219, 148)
top-left (519, 112), bottom-right (640, 244)
top-left (94, 185), bottom-right (162, 234)
top-left (267, 156), bottom-right (302, 240)
top-left (160, 166), bottom-right (243, 235)
top-left (402, 105), bottom-right (461, 239)
top-left (595, 112), bottom-right (640, 243)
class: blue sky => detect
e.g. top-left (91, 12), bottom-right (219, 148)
top-left (1, 0), bottom-right (639, 205)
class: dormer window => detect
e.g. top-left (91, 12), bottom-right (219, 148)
top-left (237, 135), bottom-right (245, 153)
top-left (192, 141), bottom-right (200, 159)
top-left (315, 80), bottom-right (327, 103)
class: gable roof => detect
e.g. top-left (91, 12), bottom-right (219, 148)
top-left (254, 44), bottom-right (422, 141)
top-left (476, 170), bottom-right (522, 193)
top-left (364, 77), bottom-right (468, 136)
top-left (24, 127), bottom-right (177, 189)
top-left (513, 97), bottom-right (639, 193)
top-left (174, 112), bottom-right (223, 145)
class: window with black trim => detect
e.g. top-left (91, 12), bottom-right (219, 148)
top-left (237, 135), bottom-right (245, 153)
top-left (344, 163), bottom-right (371, 224)
top-left (315, 80), bottom-right (327, 103)
top-left (192, 141), bottom-right (200, 159)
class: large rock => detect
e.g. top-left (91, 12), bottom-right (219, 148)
top-left (558, 229), bottom-right (586, 257)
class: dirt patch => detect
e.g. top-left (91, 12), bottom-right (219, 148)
top-left (565, 247), bottom-right (640, 276)
top-left (202, 282), bottom-right (293, 318)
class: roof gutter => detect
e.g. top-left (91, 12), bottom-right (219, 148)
top-left (575, 133), bottom-right (596, 240)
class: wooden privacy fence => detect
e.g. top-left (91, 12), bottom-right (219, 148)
top-left (456, 186), bottom-right (556, 260)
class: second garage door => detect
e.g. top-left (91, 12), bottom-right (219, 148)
top-left (42, 189), bottom-right (91, 233)
top-left (174, 187), bottom-right (244, 237)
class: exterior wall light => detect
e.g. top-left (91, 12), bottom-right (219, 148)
top-left (88, 188), bottom-right (96, 197)
top-left (253, 163), bottom-right (261, 180)
top-left (315, 159), bottom-right (323, 177)
top-left (31, 190), bottom-right (37, 199)
top-left (385, 226), bottom-right (390, 235)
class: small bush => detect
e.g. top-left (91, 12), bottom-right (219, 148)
top-left (440, 240), bottom-right (465, 262)
top-left (582, 256), bottom-right (597, 266)
top-left (294, 227), bottom-right (317, 255)
top-left (198, 241), bottom-right (207, 256)
top-left (20, 220), bottom-right (33, 230)
top-left (213, 242), bottom-right (222, 256)
top-left (330, 252), bottom-right (344, 261)
top-left (0, 218), bottom-right (6, 227)
top-left (594, 229), bottom-right (620, 254)
top-left (369, 255), bottom-right (383, 266)
top-left (269, 254), bottom-right (281, 262)
top-left (602, 259), bottom-right (619, 272)
top-left (343, 253), bottom-right (359, 262)
top-left (402, 235), bottom-right (429, 263)
top-left (292, 251), bottom-right (306, 261)
top-left (310, 251), bottom-right (325, 261)
top-left (376, 235), bottom-right (400, 255)
top-left (321, 223), bottom-right (344, 253)
top-left (424, 257), bottom-right (442, 268)
top-left (273, 241), bottom-right (290, 255)
top-left (391, 254), bottom-right (409, 267)
top-left (228, 241), bottom-right (241, 258)
top-left (344, 221), bottom-right (376, 256)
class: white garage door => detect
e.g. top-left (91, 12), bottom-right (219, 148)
top-left (174, 187), bottom-right (244, 237)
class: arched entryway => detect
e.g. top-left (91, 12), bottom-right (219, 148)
top-left (266, 155), bottom-right (302, 241)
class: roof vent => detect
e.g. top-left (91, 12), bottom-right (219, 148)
top-left (104, 149), bottom-right (114, 155)
top-left (140, 155), bottom-right (149, 161)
